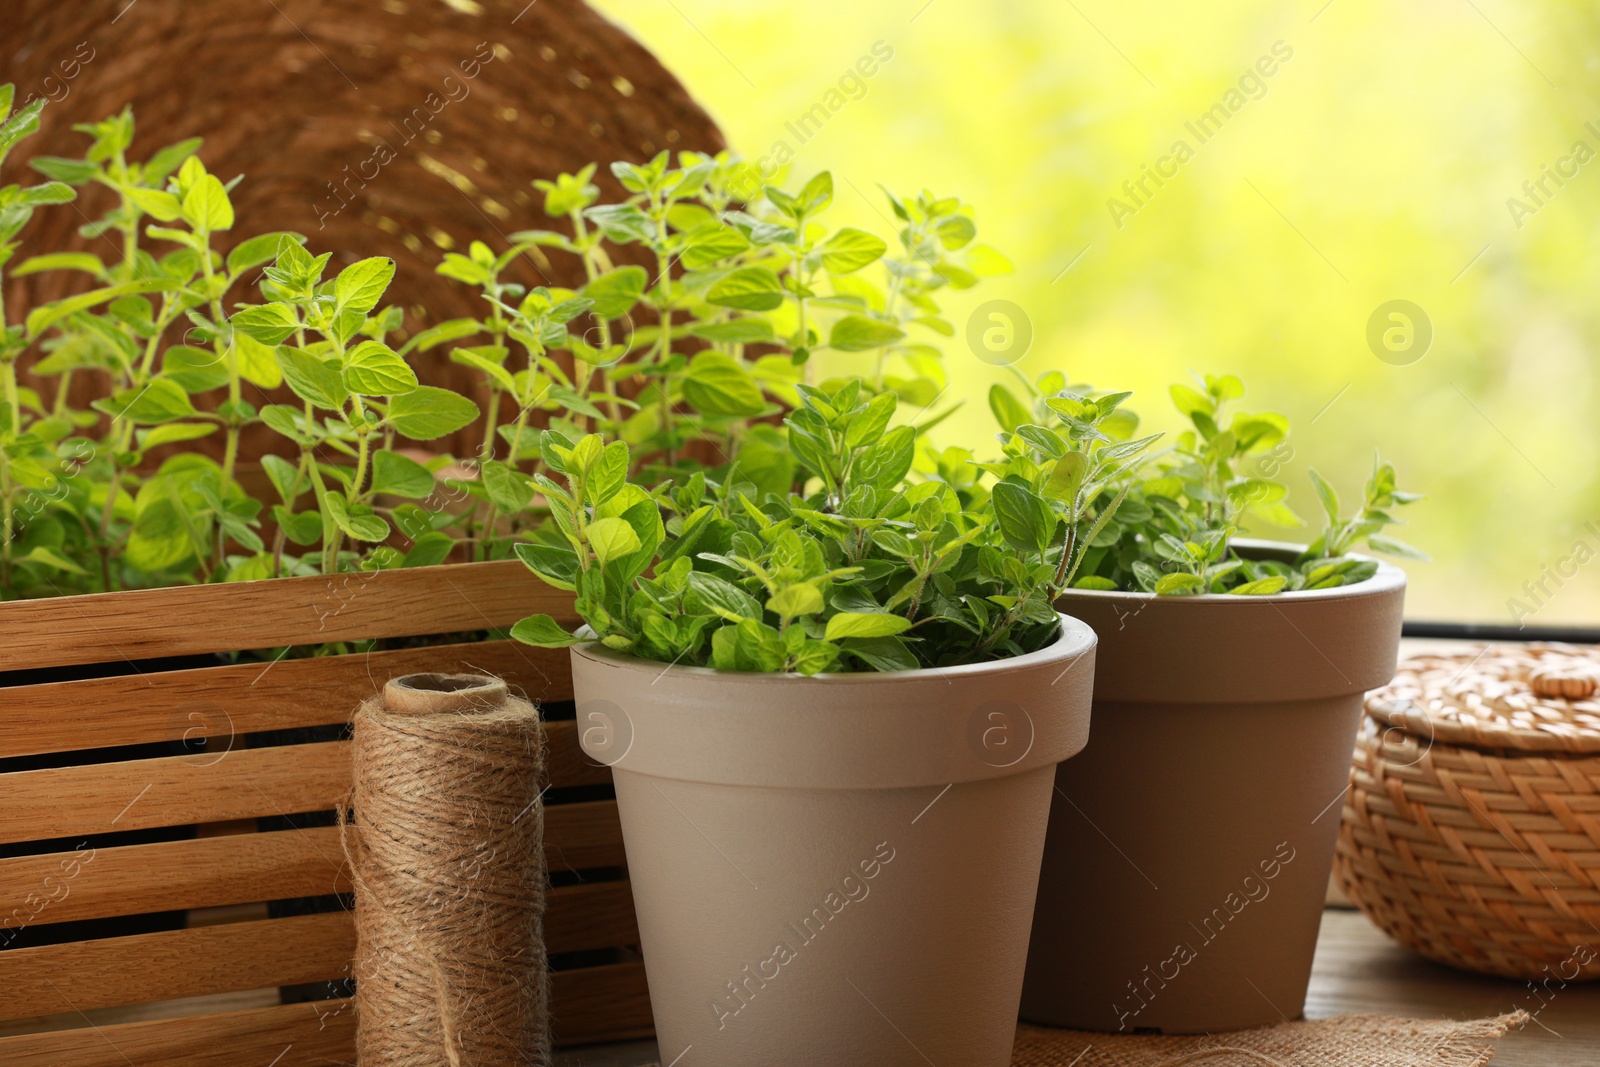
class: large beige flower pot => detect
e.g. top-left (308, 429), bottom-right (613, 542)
top-left (571, 616), bottom-right (1097, 1067)
top-left (1023, 545), bottom-right (1405, 1033)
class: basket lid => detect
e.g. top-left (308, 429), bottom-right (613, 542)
top-left (1366, 644), bottom-right (1600, 754)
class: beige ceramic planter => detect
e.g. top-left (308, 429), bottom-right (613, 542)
top-left (572, 615), bottom-right (1097, 1067)
top-left (1023, 543), bottom-right (1405, 1033)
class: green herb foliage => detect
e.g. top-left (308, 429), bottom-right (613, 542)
top-left (990, 371), bottom-right (1426, 595)
top-left (512, 385), bottom-right (1086, 673)
top-left (0, 93), bottom-right (1004, 601)
top-left (0, 96), bottom-right (481, 590)
top-left (442, 152), bottom-right (1006, 482)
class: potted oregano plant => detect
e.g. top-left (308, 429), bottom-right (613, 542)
top-left (512, 383), bottom-right (1102, 1067)
top-left (983, 373), bottom-right (1423, 1033)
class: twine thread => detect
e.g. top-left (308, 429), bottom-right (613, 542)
top-left (345, 673), bottom-right (550, 1066)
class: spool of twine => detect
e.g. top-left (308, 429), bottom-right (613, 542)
top-left (346, 672), bottom-right (549, 1067)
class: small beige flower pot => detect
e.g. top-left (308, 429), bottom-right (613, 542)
top-left (1023, 544), bottom-right (1406, 1033)
top-left (571, 616), bottom-right (1097, 1067)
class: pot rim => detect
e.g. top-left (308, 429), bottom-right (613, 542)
top-left (571, 611), bottom-right (1096, 685)
top-left (1054, 538), bottom-right (1406, 606)
top-left (570, 613), bottom-right (1097, 787)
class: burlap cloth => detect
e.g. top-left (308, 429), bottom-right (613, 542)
top-left (643, 1012), bottom-right (1527, 1067)
top-left (1010, 1012), bottom-right (1528, 1067)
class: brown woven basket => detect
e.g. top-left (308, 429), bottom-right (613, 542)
top-left (1, 0), bottom-right (723, 457)
top-left (1335, 644), bottom-right (1600, 980)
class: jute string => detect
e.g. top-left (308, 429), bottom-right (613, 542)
top-left (345, 673), bottom-right (549, 1067)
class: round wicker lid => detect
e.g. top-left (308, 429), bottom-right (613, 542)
top-left (1366, 644), bottom-right (1600, 754)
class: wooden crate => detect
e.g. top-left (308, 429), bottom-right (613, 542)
top-left (0, 560), bottom-right (651, 1063)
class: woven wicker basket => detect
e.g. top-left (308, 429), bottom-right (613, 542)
top-left (1335, 645), bottom-right (1600, 980)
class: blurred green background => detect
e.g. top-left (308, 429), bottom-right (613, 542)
top-left (593, 0), bottom-right (1600, 626)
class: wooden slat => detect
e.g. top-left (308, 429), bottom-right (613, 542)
top-left (0, 743), bottom-right (348, 845)
top-left (0, 639), bottom-right (573, 759)
top-left (0, 913), bottom-right (352, 1021)
top-left (546, 719), bottom-right (616, 788)
top-left (0, 827), bottom-right (348, 930)
top-left (1, 884), bottom-right (642, 1029)
top-left (2, 741), bottom-right (620, 858)
top-left (0, 560), bottom-right (574, 670)
top-left (547, 881), bottom-right (639, 955)
top-left (545, 800), bottom-right (628, 872)
top-left (2, 817), bottom-right (634, 954)
top-left (0, 883), bottom-right (642, 1034)
top-left (0, 960), bottom-right (652, 1060)
top-left (0, 989), bottom-right (281, 1041)
top-left (0, 998), bottom-right (355, 1067)
top-left (552, 961), bottom-right (654, 1046)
